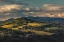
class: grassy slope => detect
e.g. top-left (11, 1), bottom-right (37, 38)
top-left (27, 23), bottom-right (46, 27)
top-left (21, 29), bottom-right (53, 35)
top-left (1, 24), bottom-right (14, 28)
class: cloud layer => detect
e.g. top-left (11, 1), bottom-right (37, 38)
top-left (43, 4), bottom-right (64, 11)
top-left (0, 4), bottom-right (64, 21)
top-left (0, 4), bottom-right (23, 12)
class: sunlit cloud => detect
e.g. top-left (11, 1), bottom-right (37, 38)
top-left (0, 4), bottom-right (23, 12)
top-left (43, 4), bottom-right (64, 11)
top-left (0, 4), bottom-right (64, 21)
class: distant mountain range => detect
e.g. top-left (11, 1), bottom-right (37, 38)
top-left (2, 17), bottom-right (64, 24)
top-left (26, 17), bottom-right (64, 23)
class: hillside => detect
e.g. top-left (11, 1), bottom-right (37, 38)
top-left (27, 17), bottom-right (64, 23)
top-left (0, 17), bottom-right (64, 32)
top-left (0, 17), bottom-right (64, 42)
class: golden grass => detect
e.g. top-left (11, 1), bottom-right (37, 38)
top-left (1, 24), bottom-right (14, 28)
top-left (28, 23), bottom-right (43, 27)
top-left (45, 27), bottom-right (64, 31)
top-left (21, 29), bottom-right (53, 35)
top-left (17, 26), bottom-right (23, 28)
top-left (11, 28), bottom-right (18, 30)
top-left (45, 27), bottom-right (58, 31)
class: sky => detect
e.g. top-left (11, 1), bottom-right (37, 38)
top-left (0, 0), bottom-right (64, 21)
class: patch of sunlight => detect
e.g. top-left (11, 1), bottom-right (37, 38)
top-left (21, 29), bottom-right (53, 35)
top-left (11, 28), bottom-right (18, 30)
top-left (28, 23), bottom-right (43, 27)
top-left (45, 27), bottom-right (58, 31)
top-left (1, 24), bottom-right (14, 28)
top-left (17, 26), bottom-right (23, 28)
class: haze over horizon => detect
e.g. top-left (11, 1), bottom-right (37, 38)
top-left (0, 0), bottom-right (64, 21)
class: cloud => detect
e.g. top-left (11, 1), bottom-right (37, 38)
top-left (0, 4), bottom-right (64, 21)
top-left (43, 4), bottom-right (64, 11)
top-left (0, 4), bottom-right (41, 13)
top-left (0, 4), bottom-right (40, 13)
top-left (0, 4), bottom-right (40, 21)
top-left (0, 4), bottom-right (24, 21)
top-left (32, 4), bottom-right (64, 18)
top-left (23, 4), bottom-right (64, 18)
top-left (0, 4), bottom-right (23, 13)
